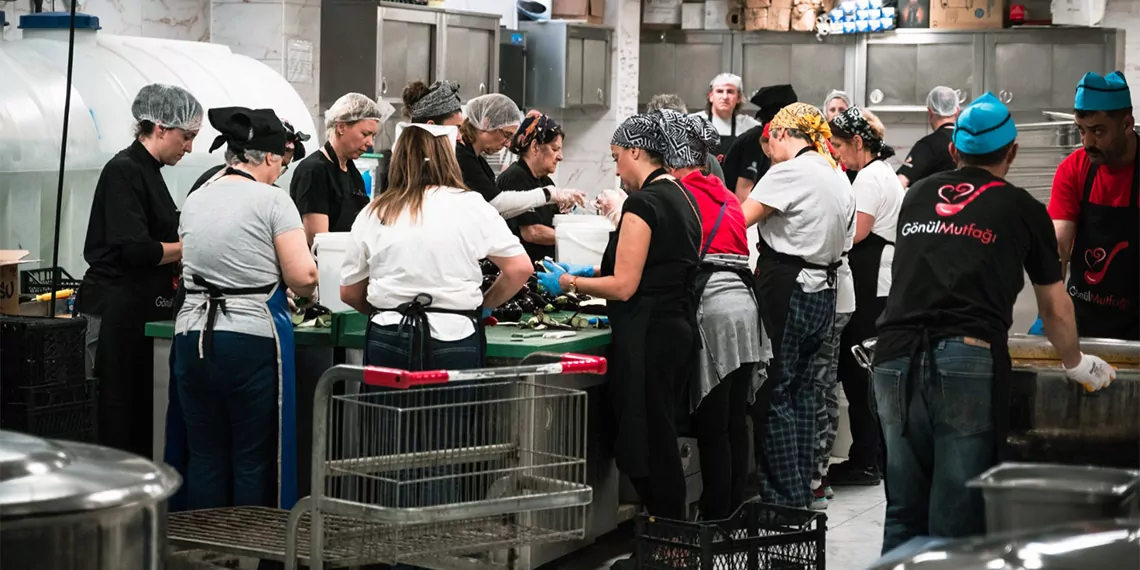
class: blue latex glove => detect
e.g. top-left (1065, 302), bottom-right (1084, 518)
top-left (537, 260), bottom-right (567, 296)
top-left (1028, 316), bottom-right (1045, 336)
top-left (558, 262), bottom-right (595, 277)
top-left (481, 307), bottom-right (493, 320)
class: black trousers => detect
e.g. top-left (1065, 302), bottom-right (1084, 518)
top-left (837, 295), bottom-right (887, 469)
top-left (695, 363), bottom-right (755, 520)
top-left (629, 316), bottom-right (694, 520)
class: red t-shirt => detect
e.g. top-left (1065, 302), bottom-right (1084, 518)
top-left (682, 171), bottom-right (749, 256)
top-left (1047, 148), bottom-right (1137, 221)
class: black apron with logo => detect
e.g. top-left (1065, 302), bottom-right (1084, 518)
top-left (707, 112), bottom-right (738, 164)
top-left (1066, 135), bottom-right (1140, 340)
top-left (604, 169), bottom-right (701, 478)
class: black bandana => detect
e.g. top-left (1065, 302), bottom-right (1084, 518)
top-left (410, 80), bottom-right (463, 121)
top-left (207, 107), bottom-right (288, 159)
top-left (611, 114), bottom-right (667, 155)
top-left (509, 110), bottom-right (562, 155)
top-left (652, 109), bottom-right (719, 168)
top-left (831, 106), bottom-right (895, 159)
top-left (282, 119), bottom-right (311, 160)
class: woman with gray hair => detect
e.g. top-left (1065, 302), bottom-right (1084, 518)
top-left (290, 92), bottom-right (395, 241)
top-left (79, 83), bottom-right (202, 457)
top-left (172, 107), bottom-right (318, 527)
top-left (645, 93), bottom-right (726, 183)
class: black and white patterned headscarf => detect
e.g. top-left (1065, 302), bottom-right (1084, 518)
top-left (830, 106), bottom-right (896, 159)
top-left (611, 113), bottom-right (667, 155)
top-left (410, 80), bottom-right (463, 121)
top-left (652, 109), bottom-right (720, 168)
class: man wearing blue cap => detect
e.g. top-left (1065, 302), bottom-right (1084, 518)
top-left (1044, 70), bottom-right (1138, 340)
top-left (870, 93), bottom-right (1117, 553)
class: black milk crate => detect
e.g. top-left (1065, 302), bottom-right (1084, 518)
top-left (0, 378), bottom-right (98, 443)
top-left (0, 315), bottom-right (87, 390)
top-left (20, 267), bottom-right (82, 295)
top-left (635, 500), bottom-right (826, 570)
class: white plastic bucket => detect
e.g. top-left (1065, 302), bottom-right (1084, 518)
top-left (553, 215), bottom-right (612, 266)
top-left (312, 232), bottom-right (352, 314)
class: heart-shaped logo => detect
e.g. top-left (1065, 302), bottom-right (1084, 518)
top-left (938, 183), bottom-right (975, 204)
top-left (1084, 247), bottom-right (1107, 269)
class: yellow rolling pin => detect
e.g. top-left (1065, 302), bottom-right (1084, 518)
top-left (33, 289), bottom-right (74, 302)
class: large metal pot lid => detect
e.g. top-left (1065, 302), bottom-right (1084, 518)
top-left (0, 430), bottom-right (181, 517)
top-left (868, 519), bottom-right (1140, 569)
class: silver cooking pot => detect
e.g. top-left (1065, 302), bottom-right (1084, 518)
top-left (0, 430), bottom-right (181, 569)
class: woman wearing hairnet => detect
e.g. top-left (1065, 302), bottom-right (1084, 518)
top-left (289, 92), bottom-right (395, 242)
top-left (78, 83), bottom-right (203, 457)
top-left (456, 93), bottom-right (585, 217)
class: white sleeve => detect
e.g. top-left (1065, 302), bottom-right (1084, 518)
top-left (748, 162), bottom-right (799, 212)
top-left (489, 187), bottom-right (548, 219)
top-left (853, 173), bottom-right (884, 218)
top-left (339, 210), bottom-right (372, 286)
top-left (473, 199), bottom-right (527, 258)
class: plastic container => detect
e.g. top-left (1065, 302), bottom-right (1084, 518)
top-left (0, 13), bottom-right (316, 277)
top-left (635, 499), bottom-right (825, 570)
top-left (0, 315), bottom-right (87, 391)
top-left (553, 214), bottom-right (612, 267)
top-left (968, 462), bottom-right (1140, 534)
top-left (312, 233), bottom-right (352, 314)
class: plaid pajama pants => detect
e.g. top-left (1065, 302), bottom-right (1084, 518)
top-left (813, 311), bottom-right (852, 481)
top-left (759, 286), bottom-right (837, 508)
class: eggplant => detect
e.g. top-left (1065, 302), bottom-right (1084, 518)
top-left (516, 295), bottom-right (535, 313)
top-left (499, 301), bottom-right (523, 323)
top-left (481, 273), bottom-right (497, 293)
top-left (480, 259), bottom-right (499, 276)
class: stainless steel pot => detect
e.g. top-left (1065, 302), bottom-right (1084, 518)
top-left (0, 430), bottom-right (181, 570)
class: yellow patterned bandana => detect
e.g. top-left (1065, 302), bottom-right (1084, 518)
top-left (768, 103), bottom-right (836, 168)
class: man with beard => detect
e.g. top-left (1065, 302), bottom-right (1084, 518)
top-left (1043, 71), bottom-right (1138, 340)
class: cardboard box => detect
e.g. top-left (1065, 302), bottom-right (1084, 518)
top-left (682, 2), bottom-right (706, 28)
top-left (930, 0), bottom-right (1004, 28)
top-left (743, 6), bottom-right (791, 29)
top-left (896, 0), bottom-right (930, 27)
top-left (0, 251), bottom-right (40, 315)
top-left (790, 2), bottom-right (818, 30)
top-left (704, 0), bottom-right (733, 29)
top-left (554, 0), bottom-right (605, 24)
top-left (643, 0), bottom-right (683, 24)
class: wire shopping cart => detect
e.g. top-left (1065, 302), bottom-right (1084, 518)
top-left (167, 353), bottom-right (605, 570)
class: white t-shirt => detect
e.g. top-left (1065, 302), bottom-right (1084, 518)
top-left (340, 186), bottom-right (526, 341)
top-left (852, 160), bottom-right (905, 297)
top-left (692, 111), bottom-right (760, 139)
top-left (749, 151), bottom-right (854, 293)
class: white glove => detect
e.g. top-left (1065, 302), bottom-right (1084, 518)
top-left (596, 189), bottom-right (627, 226)
top-left (547, 187), bottom-right (587, 212)
top-left (1065, 353), bottom-right (1116, 392)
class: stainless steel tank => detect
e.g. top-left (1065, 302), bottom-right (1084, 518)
top-left (0, 430), bottom-right (182, 569)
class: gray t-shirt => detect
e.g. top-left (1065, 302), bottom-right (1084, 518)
top-left (175, 177), bottom-right (304, 338)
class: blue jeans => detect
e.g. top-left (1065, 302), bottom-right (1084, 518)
top-left (873, 337), bottom-right (995, 553)
top-left (173, 331), bottom-right (279, 510)
top-left (365, 324), bottom-right (483, 371)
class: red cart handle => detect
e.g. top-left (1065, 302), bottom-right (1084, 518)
top-left (362, 352), bottom-right (607, 389)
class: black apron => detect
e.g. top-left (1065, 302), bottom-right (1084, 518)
top-left (707, 112), bottom-right (738, 164)
top-left (1066, 135), bottom-right (1140, 340)
top-left (364, 295), bottom-right (486, 370)
top-left (604, 169), bottom-right (701, 478)
top-left (693, 200), bottom-right (766, 352)
top-left (324, 142), bottom-right (370, 233)
top-left (848, 232), bottom-right (893, 314)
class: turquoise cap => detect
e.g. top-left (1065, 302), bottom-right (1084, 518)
top-left (1075, 71), bottom-right (1131, 112)
top-left (953, 92), bottom-right (1017, 155)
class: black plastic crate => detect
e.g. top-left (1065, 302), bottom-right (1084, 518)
top-left (1, 381), bottom-right (98, 443)
top-left (636, 500), bottom-right (826, 570)
top-left (20, 267), bottom-right (82, 295)
top-left (0, 315), bottom-right (87, 390)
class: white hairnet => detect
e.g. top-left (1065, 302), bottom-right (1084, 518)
top-left (927, 86), bottom-right (960, 117)
top-left (464, 94), bottom-right (522, 132)
top-left (325, 93), bottom-right (395, 125)
top-left (823, 89), bottom-right (853, 109)
top-left (132, 84), bottom-right (203, 131)
top-left (709, 73), bottom-right (743, 91)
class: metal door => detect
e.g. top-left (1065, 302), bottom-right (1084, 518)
top-left (639, 30), bottom-right (733, 111)
top-left (565, 37), bottom-right (585, 106)
top-left (443, 13), bottom-right (499, 101)
top-left (861, 31), bottom-right (978, 110)
top-left (737, 32), bottom-right (851, 110)
top-left (984, 29), bottom-right (1116, 111)
top-left (377, 7), bottom-right (437, 103)
top-left (582, 38), bottom-right (608, 106)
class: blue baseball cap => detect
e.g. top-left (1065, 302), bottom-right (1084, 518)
top-left (953, 92), bottom-right (1017, 155)
top-left (1075, 71), bottom-right (1132, 112)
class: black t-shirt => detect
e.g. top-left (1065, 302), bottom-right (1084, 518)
top-left (456, 140), bottom-right (502, 203)
top-left (79, 141), bottom-right (180, 315)
top-left (721, 125), bottom-right (771, 190)
top-left (601, 176), bottom-right (702, 315)
top-left (496, 160), bottom-right (557, 262)
top-left (289, 143), bottom-right (369, 232)
top-left (875, 167), bottom-right (1063, 362)
top-left (188, 164), bottom-right (225, 195)
top-left (897, 124), bottom-right (956, 186)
